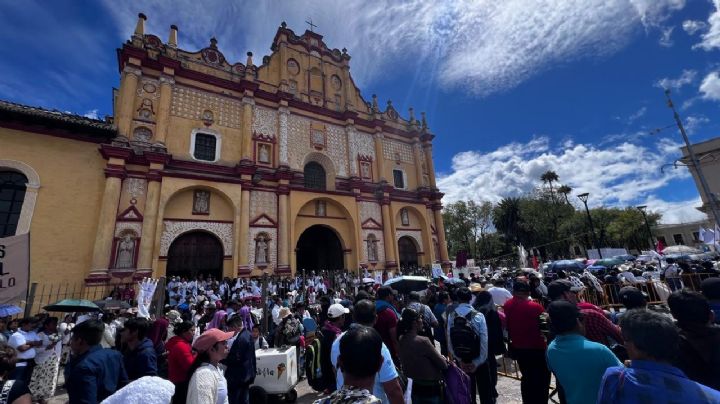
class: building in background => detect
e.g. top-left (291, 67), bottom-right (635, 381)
top-left (0, 15), bottom-right (450, 287)
top-left (680, 137), bottom-right (720, 228)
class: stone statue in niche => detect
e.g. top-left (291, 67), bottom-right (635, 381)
top-left (401, 208), bottom-right (410, 226)
top-left (367, 238), bottom-right (378, 262)
top-left (193, 190), bottom-right (210, 214)
top-left (258, 144), bottom-right (271, 163)
top-left (360, 162), bottom-right (371, 179)
top-left (137, 98), bottom-right (155, 119)
top-left (255, 235), bottom-right (268, 264)
top-left (202, 109), bottom-right (214, 126)
top-left (115, 234), bottom-right (136, 269)
top-left (315, 200), bottom-right (326, 217)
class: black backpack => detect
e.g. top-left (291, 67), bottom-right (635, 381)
top-left (449, 310), bottom-right (481, 362)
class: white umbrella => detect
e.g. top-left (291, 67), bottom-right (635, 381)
top-left (662, 245), bottom-right (702, 255)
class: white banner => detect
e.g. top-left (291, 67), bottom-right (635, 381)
top-left (0, 233), bottom-right (29, 306)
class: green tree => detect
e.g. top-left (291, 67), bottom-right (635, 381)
top-left (557, 185), bottom-right (572, 204)
top-left (442, 201), bottom-right (474, 258)
top-left (540, 170), bottom-right (560, 203)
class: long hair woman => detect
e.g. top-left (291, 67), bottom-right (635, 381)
top-left (186, 328), bottom-right (233, 404)
top-left (28, 317), bottom-right (61, 403)
top-left (0, 342), bottom-right (31, 404)
top-left (398, 308), bottom-right (449, 404)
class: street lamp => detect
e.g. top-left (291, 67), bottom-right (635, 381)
top-left (577, 193), bottom-right (603, 259)
top-left (636, 206), bottom-right (654, 251)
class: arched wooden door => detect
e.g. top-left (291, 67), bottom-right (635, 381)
top-left (398, 236), bottom-right (419, 269)
top-left (296, 225), bottom-right (344, 271)
top-left (167, 231), bottom-right (223, 280)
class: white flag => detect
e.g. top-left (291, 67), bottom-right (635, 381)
top-left (702, 227), bottom-right (716, 244)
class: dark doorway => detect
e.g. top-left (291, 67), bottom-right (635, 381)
top-left (167, 231), bottom-right (224, 280)
top-left (296, 225), bottom-right (344, 271)
top-left (398, 236), bottom-right (419, 269)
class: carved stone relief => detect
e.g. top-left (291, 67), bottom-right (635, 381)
top-left (123, 178), bottom-right (147, 205)
top-left (359, 201), bottom-right (381, 224)
top-left (170, 85), bottom-right (242, 128)
top-left (253, 106), bottom-right (277, 137)
top-left (278, 108), bottom-right (289, 164)
top-left (250, 191), bottom-right (277, 222)
top-left (160, 221), bottom-right (233, 256)
top-left (115, 222), bottom-right (143, 238)
top-left (287, 114), bottom-right (348, 176)
top-left (382, 139), bottom-right (413, 163)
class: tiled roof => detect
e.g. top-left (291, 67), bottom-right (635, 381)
top-left (0, 99), bottom-right (115, 132)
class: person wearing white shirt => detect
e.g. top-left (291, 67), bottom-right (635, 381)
top-left (487, 279), bottom-right (513, 306)
top-left (8, 317), bottom-right (41, 383)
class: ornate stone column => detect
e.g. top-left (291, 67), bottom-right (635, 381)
top-left (137, 159), bottom-right (164, 272)
top-left (154, 74), bottom-right (174, 144)
top-left (373, 131), bottom-right (386, 181)
top-left (346, 123), bottom-right (358, 176)
top-left (237, 189), bottom-right (251, 275)
top-left (241, 94), bottom-right (255, 162)
top-left (278, 105), bottom-right (290, 167)
top-left (87, 166), bottom-right (125, 282)
top-left (423, 142), bottom-right (437, 189)
top-left (277, 186), bottom-right (290, 273)
top-left (381, 199), bottom-right (397, 269)
top-left (432, 202), bottom-right (451, 268)
top-left (413, 141), bottom-right (425, 189)
top-left (116, 65), bottom-right (141, 138)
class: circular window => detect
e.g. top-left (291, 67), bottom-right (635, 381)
top-left (331, 75), bottom-right (342, 91)
top-left (287, 59), bottom-right (300, 75)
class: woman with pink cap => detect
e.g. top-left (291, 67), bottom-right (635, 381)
top-left (186, 328), bottom-right (234, 404)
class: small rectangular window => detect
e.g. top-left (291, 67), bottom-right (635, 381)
top-left (393, 169), bottom-right (404, 189)
top-left (194, 133), bottom-right (217, 161)
top-left (672, 233), bottom-right (684, 245)
top-left (692, 232), bottom-right (700, 241)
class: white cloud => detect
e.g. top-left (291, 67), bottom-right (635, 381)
top-left (695, 0), bottom-right (720, 50)
top-left (684, 115), bottom-right (709, 134)
top-left (642, 196), bottom-right (707, 224)
top-left (682, 19), bottom-right (707, 35)
top-left (699, 71), bottom-right (720, 100)
top-left (83, 109), bottom-right (99, 120)
top-left (655, 69), bottom-right (697, 90)
top-left (658, 26), bottom-right (674, 47)
top-left (436, 136), bottom-right (695, 224)
top-left (102, 0), bottom-right (687, 97)
top-left (627, 106), bottom-right (647, 123)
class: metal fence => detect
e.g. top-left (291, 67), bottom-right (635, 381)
top-left (20, 281), bottom-right (137, 317)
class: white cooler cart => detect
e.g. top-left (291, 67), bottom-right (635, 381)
top-left (250, 346), bottom-right (299, 403)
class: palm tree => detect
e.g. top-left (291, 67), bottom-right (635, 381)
top-left (540, 170), bottom-right (559, 202)
top-left (557, 184), bottom-right (572, 204)
top-left (493, 197), bottom-right (523, 246)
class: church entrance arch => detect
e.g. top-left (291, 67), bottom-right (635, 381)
top-left (296, 225), bottom-right (344, 271)
top-left (398, 236), bottom-right (419, 270)
top-left (167, 231), bottom-right (223, 280)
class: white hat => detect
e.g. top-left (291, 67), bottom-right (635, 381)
top-left (328, 303), bottom-right (350, 319)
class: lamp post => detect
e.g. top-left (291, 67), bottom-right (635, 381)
top-left (577, 193), bottom-right (602, 259)
top-left (636, 205), bottom-right (654, 251)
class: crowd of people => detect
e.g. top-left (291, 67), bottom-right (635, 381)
top-left (0, 261), bottom-right (715, 404)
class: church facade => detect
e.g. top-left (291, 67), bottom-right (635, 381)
top-left (0, 15), bottom-right (450, 285)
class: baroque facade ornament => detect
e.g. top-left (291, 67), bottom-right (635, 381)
top-left (278, 107), bottom-right (289, 164)
top-left (383, 139), bottom-right (414, 163)
top-left (250, 191), bottom-right (278, 222)
top-left (115, 222), bottom-right (142, 238)
top-left (362, 229), bottom-right (385, 263)
top-left (160, 220), bottom-right (233, 256)
top-left (170, 85), bottom-right (242, 128)
top-left (248, 227), bottom-right (277, 268)
top-left (123, 178), bottom-right (147, 203)
top-left (253, 106), bottom-right (278, 138)
top-left (359, 201), bottom-right (382, 225)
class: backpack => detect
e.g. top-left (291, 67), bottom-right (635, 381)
top-left (449, 310), bottom-right (481, 363)
top-left (304, 337), bottom-right (324, 391)
top-left (281, 316), bottom-right (302, 345)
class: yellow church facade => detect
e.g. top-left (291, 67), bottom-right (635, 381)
top-left (0, 15), bottom-right (450, 285)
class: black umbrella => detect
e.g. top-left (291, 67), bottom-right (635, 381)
top-left (383, 276), bottom-right (430, 294)
top-left (43, 299), bottom-right (101, 313)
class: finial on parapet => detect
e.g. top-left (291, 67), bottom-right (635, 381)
top-left (372, 94), bottom-right (379, 112)
top-left (421, 112), bottom-right (428, 131)
top-left (408, 107), bottom-right (416, 124)
top-left (281, 21), bottom-right (287, 29)
top-left (133, 13), bottom-right (147, 39)
top-left (168, 25), bottom-right (178, 48)
top-left (246, 51), bottom-right (254, 67)
top-left (210, 37), bottom-right (218, 49)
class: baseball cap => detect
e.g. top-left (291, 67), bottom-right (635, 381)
top-left (548, 280), bottom-right (582, 300)
top-left (192, 328), bottom-right (234, 353)
top-left (328, 303), bottom-right (350, 319)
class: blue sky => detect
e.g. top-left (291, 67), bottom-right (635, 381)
top-left (2, 1), bottom-right (720, 223)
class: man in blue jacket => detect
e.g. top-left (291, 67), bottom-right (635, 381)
top-left (65, 320), bottom-right (128, 404)
top-left (224, 315), bottom-right (256, 404)
top-left (120, 317), bottom-right (157, 380)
